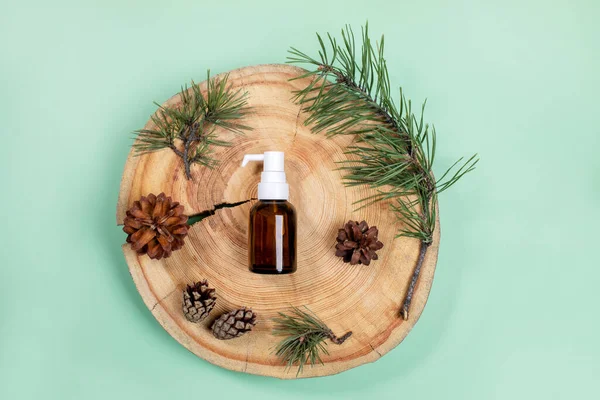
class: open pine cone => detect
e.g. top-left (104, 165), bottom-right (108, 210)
top-left (335, 220), bottom-right (384, 266)
top-left (211, 307), bottom-right (257, 340)
top-left (123, 193), bottom-right (189, 260)
top-left (182, 280), bottom-right (216, 323)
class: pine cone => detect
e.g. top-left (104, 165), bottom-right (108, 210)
top-left (335, 220), bottom-right (384, 265)
top-left (211, 307), bottom-right (257, 340)
top-left (182, 280), bottom-right (216, 323)
top-left (123, 192), bottom-right (189, 260)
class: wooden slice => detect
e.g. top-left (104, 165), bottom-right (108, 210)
top-left (116, 64), bottom-right (440, 379)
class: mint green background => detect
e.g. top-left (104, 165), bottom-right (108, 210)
top-left (1, 0), bottom-right (598, 399)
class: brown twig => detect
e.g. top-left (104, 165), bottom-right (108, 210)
top-left (182, 136), bottom-right (193, 180)
top-left (180, 122), bottom-right (201, 180)
top-left (401, 242), bottom-right (430, 320)
top-left (328, 330), bottom-right (353, 345)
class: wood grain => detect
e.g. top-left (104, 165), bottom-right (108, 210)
top-left (116, 64), bottom-right (440, 379)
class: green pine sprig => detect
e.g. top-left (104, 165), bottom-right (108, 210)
top-left (133, 70), bottom-right (251, 180)
top-left (288, 23), bottom-right (478, 319)
top-left (272, 306), bottom-right (352, 376)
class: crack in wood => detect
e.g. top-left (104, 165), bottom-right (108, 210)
top-left (188, 198), bottom-right (256, 225)
top-left (294, 106), bottom-right (301, 132)
top-left (369, 343), bottom-right (382, 357)
top-left (151, 286), bottom-right (179, 311)
top-left (291, 106), bottom-right (302, 144)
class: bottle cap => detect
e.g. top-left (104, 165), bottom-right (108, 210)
top-left (241, 151), bottom-right (289, 200)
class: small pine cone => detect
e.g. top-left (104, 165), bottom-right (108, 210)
top-left (211, 307), bottom-right (257, 340)
top-left (182, 280), bottom-right (216, 323)
top-left (123, 192), bottom-right (189, 260)
top-left (335, 220), bottom-right (384, 265)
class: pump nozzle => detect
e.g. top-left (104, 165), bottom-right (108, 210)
top-left (241, 151), bottom-right (289, 200)
top-left (241, 154), bottom-right (264, 167)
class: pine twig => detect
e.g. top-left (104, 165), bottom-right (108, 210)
top-left (132, 71), bottom-right (252, 180)
top-left (272, 306), bottom-right (352, 375)
top-left (287, 23), bottom-right (478, 319)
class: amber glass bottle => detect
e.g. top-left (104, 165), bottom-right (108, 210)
top-left (248, 200), bottom-right (297, 274)
top-left (242, 151), bottom-right (297, 274)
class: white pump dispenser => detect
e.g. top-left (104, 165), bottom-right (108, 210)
top-left (241, 151), bottom-right (289, 200)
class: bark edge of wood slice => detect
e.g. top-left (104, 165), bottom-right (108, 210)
top-left (116, 64), bottom-right (440, 379)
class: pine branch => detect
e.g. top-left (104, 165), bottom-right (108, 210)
top-left (288, 23), bottom-right (478, 319)
top-left (133, 70), bottom-right (252, 180)
top-left (272, 306), bottom-right (352, 376)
